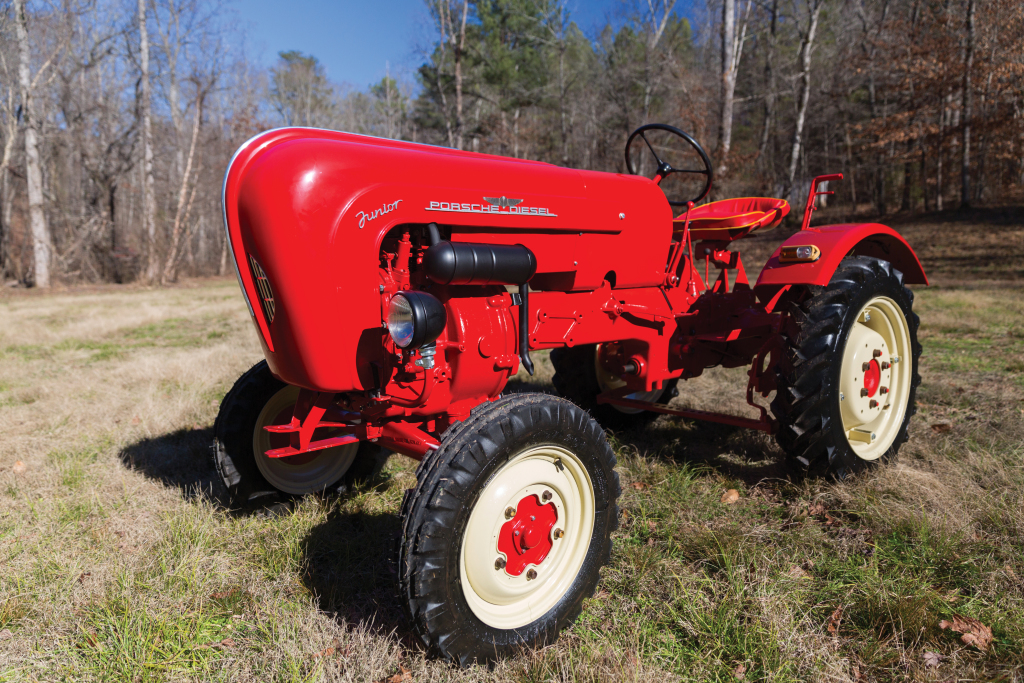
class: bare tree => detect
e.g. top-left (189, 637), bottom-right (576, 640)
top-left (960, 0), bottom-right (975, 207)
top-left (784, 0), bottom-right (825, 201)
top-left (15, 0), bottom-right (55, 287)
top-left (716, 0), bottom-right (750, 175)
top-left (139, 0), bottom-right (158, 283)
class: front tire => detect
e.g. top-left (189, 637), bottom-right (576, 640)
top-left (772, 256), bottom-right (922, 478)
top-left (398, 393), bottom-right (619, 666)
top-left (212, 361), bottom-right (389, 509)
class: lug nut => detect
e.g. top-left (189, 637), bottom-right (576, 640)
top-left (553, 528), bottom-right (564, 539)
top-left (495, 557), bottom-right (506, 570)
top-left (880, 386), bottom-right (889, 394)
top-left (881, 361), bottom-right (890, 370)
top-left (862, 362), bottom-right (871, 372)
top-left (505, 506), bottom-right (516, 519)
top-left (869, 400), bottom-right (878, 408)
top-left (542, 490), bottom-right (552, 502)
top-left (860, 388), bottom-right (869, 397)
top-left (526, 569), bottom-right (538, 580)
top-left (873, 349), bottom-right (882, 358)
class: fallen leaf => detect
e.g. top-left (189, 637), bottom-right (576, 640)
top-left (646, 520), bottom-right (657, 532)
top-left (220, 637), bottom-right (236, 649)
top-left (922, 651), bottom-right (943, 668)
top-left (808, 501), bottom-right (826, 516)
top-left (377, 665), bottom-right (413, 683)
top-left (734, 662), bottom-right (747, 679)
top-left (210, 588), bottom-right (238, 600)
top-left (851, 663), bottom-right (864, 681)
top-left (131, 416), bottom-right (141, 425)
top-left (77, 571), bottom-right (91, 583)
top-left (939, 615), bottom-right (993, 651)
top-left (646, 537), bottom-right (655, 546)
top-left (824, 513), bottom-right (841, 527)
top-left (619, 509), bottom-right (629, 523)
top-left (630, 481), bottom-right (649, 490)
top-left (312, 646), bottom-right (335, 659)
top-left (931, 423), bottom-right (952, 434)
top-left (0, 629), bottom-right (12, 640)
top-left (78, 631), bottom-right (101, 649)
top-left (788, 565), bottom-right (811, 579)
top-left (721, 489), bottom-right (740, 504)
top-left (12, 461), bottom-right (26, 474)
top-left (827, 606), bottom-right (844, 634)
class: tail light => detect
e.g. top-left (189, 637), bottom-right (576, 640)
top-left (248, 255), bottom-right (276, 324)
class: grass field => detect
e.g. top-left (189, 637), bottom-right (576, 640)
top-left (1, 209), bottom-right (1022, 682)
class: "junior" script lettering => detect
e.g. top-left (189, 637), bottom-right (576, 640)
top-left (356, 199), bottom-right (403, 229)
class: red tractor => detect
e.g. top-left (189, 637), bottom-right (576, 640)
top-left (215, 125), bottom-right (924, 665)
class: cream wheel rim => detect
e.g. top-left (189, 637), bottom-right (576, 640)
top-left (460, 445), bottom-right (595, 630)
top-left (838, 296), bottom-right (912, 460)
top-left (252, 385), bottom-right (359, 494)
top-left (594, 344), bottom-right (663, 414)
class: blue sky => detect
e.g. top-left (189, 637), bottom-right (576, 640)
top-left (238, 0), bottom-right (695, 90)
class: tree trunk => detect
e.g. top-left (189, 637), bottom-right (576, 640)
top-left (757, 0), bottom-right (779, 167)
top-left (15, 0), bottom-right (51, 288)
top-left (716, 0), bottom-right (747, 176)
top-left (140, 0), bottom-right (158, 283)
top-left (162, 98), bottom-right (202, 284)
top-left (960, 0), bottom-right (975, 207)
top-left (453, 0), bottom-right (468, 150)
top-left (784, 0), bottom-right (823, 202)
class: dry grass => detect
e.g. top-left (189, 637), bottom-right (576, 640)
top-left (1, 211), bottom-right (1023, 681)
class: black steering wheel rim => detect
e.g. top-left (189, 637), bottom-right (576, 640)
top-left (624, 123), bottom-right (714, 207)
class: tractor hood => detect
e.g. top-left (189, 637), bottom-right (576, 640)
top-left (222, 127), bottom-right (671, 392)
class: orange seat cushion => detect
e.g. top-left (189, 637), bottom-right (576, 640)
top-left (674, 197), bottom-right (790, 242)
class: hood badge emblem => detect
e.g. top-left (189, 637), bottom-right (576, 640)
top-left (426, 195), bottom-right (557, 217)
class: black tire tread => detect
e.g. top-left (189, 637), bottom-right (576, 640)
top-left (398, 393), bottom-right (619, 666)
top-left (771, 256), bottom-right (922, 478)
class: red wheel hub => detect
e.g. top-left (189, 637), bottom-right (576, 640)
top-left (497, 494), bottom-right (557, 576)
top-left (863, 359), bottom-right (881, 398)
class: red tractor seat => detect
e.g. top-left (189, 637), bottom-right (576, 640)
top-left (674, 197), bottom-right (790, 242)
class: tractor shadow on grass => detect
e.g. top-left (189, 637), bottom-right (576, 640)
top-left (119, 427), bottom-right (227, 504)
top-left (299, 507), bottom-right (411, 641)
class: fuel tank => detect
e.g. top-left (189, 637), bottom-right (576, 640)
top-left (222, 128), bottom-right (672, 392)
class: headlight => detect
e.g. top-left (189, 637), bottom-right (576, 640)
top-left (386, 291), bottom-right (447, 349)
top-left (387, 295), bottom-right (415, 348)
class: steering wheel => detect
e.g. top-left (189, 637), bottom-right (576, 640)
top-left (624, 123), bottom-right (713, 206)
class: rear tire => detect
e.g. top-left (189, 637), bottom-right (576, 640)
top-left (212, 361), bottom-right (389, 509)
top-left (772, 256), bottom-right (921, 478)
top-left (398, 393), bottom-right (619, 666)
top-left (550, 344), bottom-right (677, 431)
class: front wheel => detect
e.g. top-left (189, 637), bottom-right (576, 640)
top-left (398, 394), bottom-right (619, 666)
top-left (212, 361), bottom-right (389, 509)
top-left (772, 256), bottom-right (922, 478)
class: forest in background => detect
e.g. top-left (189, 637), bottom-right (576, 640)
top-left (0, 0), bottom-right (1021, 287)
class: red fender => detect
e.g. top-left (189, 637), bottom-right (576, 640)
top-left (754, 223), bottom-right (928, 299)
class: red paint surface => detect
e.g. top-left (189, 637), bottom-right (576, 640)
top-left (755, 223), bottom-right (928, 292)
top-left (498, 494), bottom-right (558, 576)
top-left (864, 359), bottom-right (881, 397)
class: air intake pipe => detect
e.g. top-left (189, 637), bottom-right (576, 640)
top-left (423, 224), bottom-right (537, 375)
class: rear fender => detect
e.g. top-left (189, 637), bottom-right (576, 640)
top-left (754, 223), bottom-right (927, 302)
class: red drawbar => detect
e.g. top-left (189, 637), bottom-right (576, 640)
top-left (497, 494), bottom-right (558, 576)
top-left (863, 359), bottom-right (880, 398)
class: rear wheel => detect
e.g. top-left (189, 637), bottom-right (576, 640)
top-left (398, 394), bottom-right (619, 666)
top-left (213, 361), bottom-right (389, 509)
top-left (772, 256), bottom-right (921, 478)
top-left (550, 343), bottom-right (677, 431)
